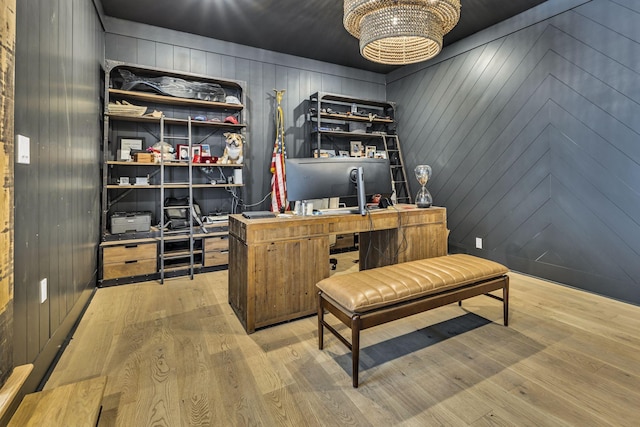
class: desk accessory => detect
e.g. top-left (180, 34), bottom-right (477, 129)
top-left (415, 165), bottom-right (432, 208)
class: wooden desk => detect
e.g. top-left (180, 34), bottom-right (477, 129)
top-left (228, 205), bottom-right (447, 333)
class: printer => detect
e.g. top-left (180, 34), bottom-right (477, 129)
top-left (110, 211), bottom-right (152, 234)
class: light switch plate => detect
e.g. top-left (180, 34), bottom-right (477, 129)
top-left (17, 134), bottom-right (30, 164)
top-left (39, 278), bottom-right (47, 303)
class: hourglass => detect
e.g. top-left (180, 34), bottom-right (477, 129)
top-left (414, 165), bottom-right (432, 208)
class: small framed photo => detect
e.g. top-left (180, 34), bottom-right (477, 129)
top-left (338, 150), bottom-right (350, 157)
top-left (177, 144), bottom-right (190, 161)
top-left (191, 145), bottom-right (202, 159)
top-left (350, 141), bottom-right (362, 157)
top-left (366, 145), bottom-right (377, 158)
top-left (199, 144), bottom-right (213, 163)
top-left (375, 150), bottom-right (387, 159)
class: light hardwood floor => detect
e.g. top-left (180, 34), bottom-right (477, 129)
top-left (45, 253), bottom-right (640, 426)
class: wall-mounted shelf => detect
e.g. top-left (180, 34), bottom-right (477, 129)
top-left (106, 160), bottom-right (244, 167)
top-left (106, 184), bottom-right (243, 189)
top-left (106, 113), bottom-right (246, 129)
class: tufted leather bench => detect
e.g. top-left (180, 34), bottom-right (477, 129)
top-left (316, 254), bottom-right (509, 387)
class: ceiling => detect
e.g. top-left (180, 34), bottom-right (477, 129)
top-left (99, 0), bottom-right (548, 74)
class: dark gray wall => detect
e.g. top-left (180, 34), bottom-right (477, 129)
top-left (103, 17), bottom-right (386, 211)
top-left (13, 0), bottom-right (104, 381)
top-left (388, 0), bottom-right (640, 305)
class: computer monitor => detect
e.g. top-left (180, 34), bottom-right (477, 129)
top-left (285, 157), bottom-right (393, 215)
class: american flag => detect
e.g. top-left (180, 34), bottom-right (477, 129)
top-left (270, 91), bottom-right (287, 212)
top-left (270, 134), bottom-right (287, 211)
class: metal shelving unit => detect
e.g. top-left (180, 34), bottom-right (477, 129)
top-left (99, 60), bottom-right (247, 286)
top-left (308, 91), bottom-right (411, 203)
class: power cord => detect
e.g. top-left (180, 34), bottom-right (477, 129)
top-left (392, 204), bottom-right (408, 260)
top-left (241, 191), bottom-right (272, 208)
top-left (360, 208), bottom-right (376, 269)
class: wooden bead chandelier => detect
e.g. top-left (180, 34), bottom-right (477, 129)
top-left (344, 0), bottom-right (461, 65)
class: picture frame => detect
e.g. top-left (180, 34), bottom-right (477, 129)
top-left (191, 145), bottom-right (202, 160)
top-left (118, 137), bottom-right (144, 161)
top-left (318, 148), bottom-right (336, 158)
top-left (366, 145), bottom-right (377, 158)
top-left (177, 144), bottom-right (190, 161)
top-left (338, 150), bottom-right (350, 157)
top-left (200, 144), bottom-right (212, 157)
top-left (374, 150), bottom-right (387, 159)
top-left (350, 141), bottom-right (362, 157)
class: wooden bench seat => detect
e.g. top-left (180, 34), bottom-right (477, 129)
top-left (316, 254), bottom-right (509, 387)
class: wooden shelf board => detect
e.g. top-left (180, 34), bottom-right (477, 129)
top-left (318, 113), bottom-right (393, 123)
top-left (106, 183), bottom-right (243, 189)
top-left (312, 130), bottom-right (389, 138)
top-left (106, 161), bottom-right (243, 167)
top-left (162, 249), bottom-right (203, 259)
top-left (106, 113), bottom-right (246, 128)
top-left (311, 92), bottom-right (394, 108)
top-left (163, 263), bottom-right (204, 272)
top-left (109, 88), bottom-right (243, 110)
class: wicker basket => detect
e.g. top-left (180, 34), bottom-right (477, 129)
top-left (108, 100), bottom-right (147, 116)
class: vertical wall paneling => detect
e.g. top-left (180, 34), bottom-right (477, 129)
top-left (37, 0), bottom-right (52, 351)
top-left (11, 0), bottom-right (26, 370)
top-left (48, 0), bottom-right (61, 332)
top-left (387, 0), bottom-right (640, 304)
top-left (13, 0), bottom-right (104, 384)
top-left (20, 0), bottom-right (40, 364)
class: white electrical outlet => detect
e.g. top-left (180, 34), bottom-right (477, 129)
top-left (475, 237), bottom-right (483, 249)
top-left (39, 278), bottom-right (48, 303)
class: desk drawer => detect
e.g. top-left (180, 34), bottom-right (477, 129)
top-left (204, 236), bottom-right (229, 252)
top-left (103, 259), bottom-right (157, 280)
top-left (205, 251), bottom-right (228, 267)
top-left (103, 243), bottom-right (157, 263)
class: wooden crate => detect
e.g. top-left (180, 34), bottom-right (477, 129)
top-left (134, 153), bottom-right (154, 163)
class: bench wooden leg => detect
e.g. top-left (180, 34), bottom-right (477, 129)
top-left (318, 291), bottom-right (324, 350)
top-left (457, 276), bottom-right (509, 327)
top-left (351, 314), bottom-right (361, 388)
